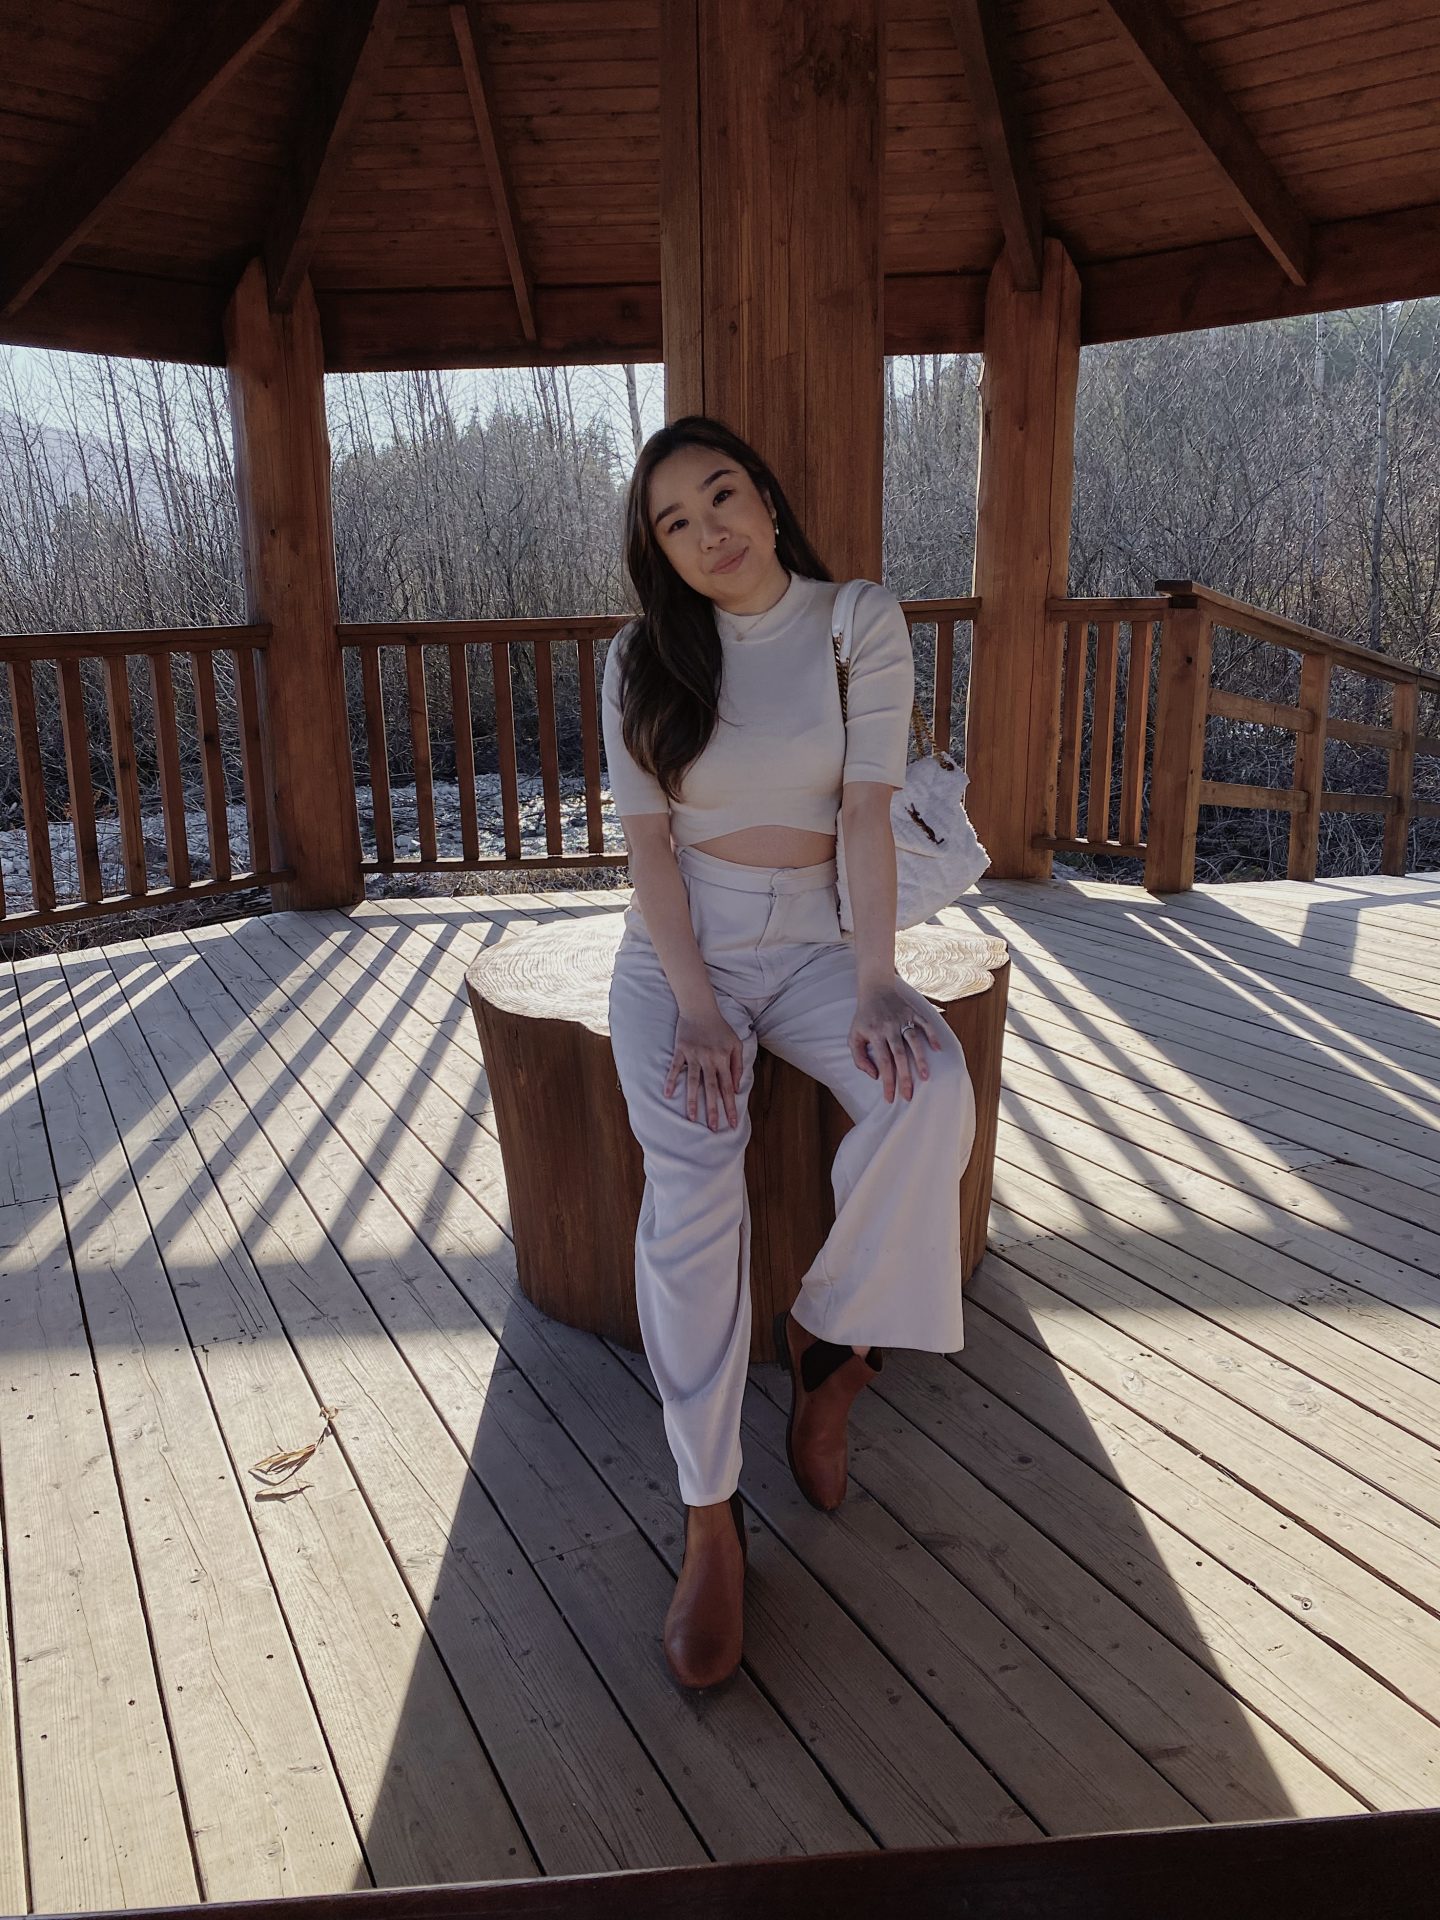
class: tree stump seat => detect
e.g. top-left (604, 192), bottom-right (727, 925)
top-left (465, 912), bottom-right (1009, 1364)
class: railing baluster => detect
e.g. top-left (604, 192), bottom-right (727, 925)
top-left (57, 657), bottom-right (103, 903)
top-left (1384, 679), bottom-right (1418, 876)
top-left (1286, 651), bottom-right (1330, 881)
top-left (577, 634), bottom-right (605, 855)
top-left (449, 640), bottom-right (481, 864)
top-left (9, 659), bottom-right (56, 913)
top-left (192, 649), bottom-right (232, 882)
top-left (932, 616), bottom-right (955, 756)
top-left (405, 641), bottom-right (438, 864)
top-left (103, 652), bottom-right (149, 896)
top-left (1085, 619), bottom-right (1120, 843)
top-left (491, 639), bottom-right (522, 862)
top-left (1118, 616), bottom-right (1154, 847)
top-left (233, 644), bottom-right (271, 877)
top-left (1055, 618), bottom-right (1086, 840)
top-left (148, 651), bottom-right (193, 890)
top-left (359, 644), bottom-right (394, 865)
top-left (534, 636), bottom-right (563, 858)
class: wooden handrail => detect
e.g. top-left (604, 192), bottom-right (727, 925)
top-left (336, 598), bottom-right (982, 649)
top-left (0, 623), bottom-right (271, 663)
top-left (1157, 580), bottom-right (1440, 691)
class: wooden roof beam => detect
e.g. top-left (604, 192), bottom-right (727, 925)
top-left (1096, 0), bottom-right (1311, 287)
top-left (948, 0), bottom-right (1044, 292)
top-left (449, 2), bottom-right (537, 346)
top-left (0, 0), bottom-right (305, 319)
top-left (265, 0), bottom-right (408, 312)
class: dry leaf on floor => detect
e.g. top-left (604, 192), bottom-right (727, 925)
top-left (249, 1406), bottom-right (338, 1488)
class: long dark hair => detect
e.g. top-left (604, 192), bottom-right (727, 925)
top-left (614, 415), bottom-right (833, 802)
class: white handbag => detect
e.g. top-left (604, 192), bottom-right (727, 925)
top-left (831, 579), bottom-right (991, 933)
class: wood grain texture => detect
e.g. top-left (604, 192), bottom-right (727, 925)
top-left (1383, 678), bottom-right (1418, 875)
top-left (225, 258), bottom-right (363, 909)
top-left (147, 649), bottom-right (194, 890)
top-left (0, 0), bottom-right (305, 316)
top-left (56, 655), bottom-right (104, 903)
top-left (664, 0), bottom-right (885, 577)
top-left (1144, 602), bottom-right (1213, 893)
top-left (7, 659), bottom-right (56, 913)
top-left (1287, 650), bottom-right (1332, 880)
top-left (967, 238), bottom-right (1081, 879)
top-left (102, 652), bottom-right (148, 895)
top-left (948, 0), bottom-right (1044, 289)
top-left (465, 914), bottom-right (1008, 1358)
top-left (192, 646), bottom-right (233, 883)
top-left (450, 1), bottom-right (536, 342)
top-left (266, 0), bottom-right (407, 309)
top-left (1117, 618), bottom-right (1154, 847)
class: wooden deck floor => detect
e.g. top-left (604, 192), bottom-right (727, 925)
top-left (3, 870), bottom-right (1439, 1912)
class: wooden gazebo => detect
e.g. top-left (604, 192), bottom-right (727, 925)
top-left (1, 4), bottom-right (1438, 1916)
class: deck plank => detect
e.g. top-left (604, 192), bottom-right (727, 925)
top-left (302, 897), bottom-right (1367, 1819)
top-left (55, 946), bottom-right (526, 1893)
top-left (197, 913), bottom-right (1036, 1852)
top-left (246, 909), bottom-right (1205, 1837)
top-left (102, 935), bottom-right (683, 1879)
top-left (3, 872), bottom-right (1439, 1905)
top-left (1, 966), bottom-right (197, 1914)
top-left (12, 956), bottom-right (365, 1901)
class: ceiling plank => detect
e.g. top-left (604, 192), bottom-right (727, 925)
top-left (947, 0), bottom-right (1043, 291)
top-left (0, 0), bottom-right (306, 319)
top-left (1096, 0), bottom-right (1312, 286)
top-left (449, 1), bottom-right (537, 345)
top-left (265, 0), bottom-right (409, 312)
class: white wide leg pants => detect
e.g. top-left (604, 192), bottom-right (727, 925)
top-left (607, 844), bottom-right (976, 1506)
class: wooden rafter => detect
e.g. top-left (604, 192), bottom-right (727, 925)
top-left (266, 0), bottom-right (408, 312)
top-left (948, 0), bottom-right (1043, 292)
top-left (449, 1), bottom-right (537, 345)
top-left (0, 0), bottom-right (305, 320)
top-left (1096, 0), bottom-right (1311, 287)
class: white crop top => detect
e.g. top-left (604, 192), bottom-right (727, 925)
top-left (601, 570), bottom-right (914, 847)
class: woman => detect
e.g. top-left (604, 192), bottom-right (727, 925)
top-left (602, 414), bottom-right (976, 1691)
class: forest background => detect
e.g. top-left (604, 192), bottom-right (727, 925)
top-left (1, 299), bottom-right (1437, 941)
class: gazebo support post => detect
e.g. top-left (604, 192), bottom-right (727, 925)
top-left (967, 237), bottom-right (1081, 879)
top-left (225, 255), bottom-right (363, 911)
top-left (659, 0), bottom-right (885, 578)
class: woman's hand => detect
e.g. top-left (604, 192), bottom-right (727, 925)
top-left (665, 1005), bottom-right (745, 1130)
top-left (850, 982), bottom-right (941, 1103)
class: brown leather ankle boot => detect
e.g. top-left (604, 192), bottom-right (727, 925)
top-left (773, 1308), bottom-right (884, 1511)
top-left (662, 1488), bottom-right (747, 1689)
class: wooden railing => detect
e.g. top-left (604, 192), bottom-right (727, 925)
top-left (1045, 598), bottom-right (1169, 860)
top-left (336, 598), bottom-right (978, 881)
top-left (1148, 582), bottom-right (1440, 892)
top-left (14, 587), bottom-right (1425, 925)
top-left (1038, 585), bottom-right (1439, 894)
top-left (0, 626), bottom-right (290, 933)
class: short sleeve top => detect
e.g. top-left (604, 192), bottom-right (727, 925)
top-left (600, 570), bottom-right (913, 846)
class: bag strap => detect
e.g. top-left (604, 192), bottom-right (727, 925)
top-left (830, 579), bottom-right (939, 763)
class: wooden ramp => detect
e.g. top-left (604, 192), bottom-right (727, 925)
top-left (2, 871), bottom-right (1439, 1912)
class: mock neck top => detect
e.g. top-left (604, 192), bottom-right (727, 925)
top-left (601, 571), bottom-right (914, 847)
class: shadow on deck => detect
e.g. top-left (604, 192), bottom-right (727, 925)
top-left (1, 872), bottom-right (1438, 1912)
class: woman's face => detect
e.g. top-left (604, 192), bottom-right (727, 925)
top-left (646, 443), bottom-right (787, 609)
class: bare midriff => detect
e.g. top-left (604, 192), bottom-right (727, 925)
top-left (689, 824), bottom-right (837, 867)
